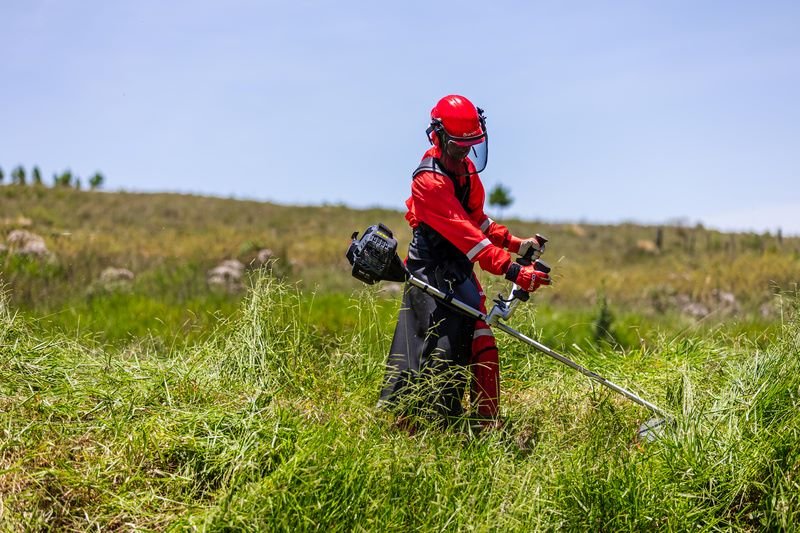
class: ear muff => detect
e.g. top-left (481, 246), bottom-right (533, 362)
top-left (425, 119), bottom-right (444, 145)
top-left (476, 107), bottom-right (487, 134)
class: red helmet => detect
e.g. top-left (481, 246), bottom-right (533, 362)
top-left (430, 95), bottom-right (484, 139)
top-left (427, 94), bottom-right (488, 174)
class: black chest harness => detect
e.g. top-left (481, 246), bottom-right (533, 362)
top-left (409, 157), bottom-right (474, 273)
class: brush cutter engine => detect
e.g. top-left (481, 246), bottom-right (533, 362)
top-left (346, 223), bottom-right (407, 285)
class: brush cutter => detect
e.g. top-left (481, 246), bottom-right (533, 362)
top-left (346, 223), bottom-right (671, 440)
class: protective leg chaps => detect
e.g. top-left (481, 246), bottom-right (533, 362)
top-left (470, 320), bottom-right (499, 418)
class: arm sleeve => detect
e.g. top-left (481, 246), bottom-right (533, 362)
top-left (412, 172), bottom-right (512, 276)
top-left (467, 176), bottom-right (523, 253)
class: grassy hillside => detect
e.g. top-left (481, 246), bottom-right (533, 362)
top-left (2, 185), bottom-right (798, 347)
top-left (2, 186), bottom-right (800, 529)
top-left (1, 187), bottom-right (403, 344)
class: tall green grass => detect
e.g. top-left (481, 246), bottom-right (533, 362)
top-left (2, 277), bottom-right (799, 529)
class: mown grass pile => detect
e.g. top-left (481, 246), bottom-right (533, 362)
top-left (2, 277), bottom-right (798, 530)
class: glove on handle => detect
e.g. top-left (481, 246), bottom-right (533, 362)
top-left (505, 261), bottom-right (552, 293)
top-left (518, 233), bottom-right (549, 265)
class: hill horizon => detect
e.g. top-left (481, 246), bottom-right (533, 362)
top-left (74, 185), bottom-right (800, 238)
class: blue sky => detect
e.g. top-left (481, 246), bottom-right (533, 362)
top-left (2, 1), bottom-right (799, 234)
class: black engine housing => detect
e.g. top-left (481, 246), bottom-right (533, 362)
top-left (346, 224), bottom-right (407, 285)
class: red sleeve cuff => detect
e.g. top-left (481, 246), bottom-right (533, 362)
top-left (475, 246), bottom-right (512, 276)
top-left (507, 236), bottom-right (522, 254)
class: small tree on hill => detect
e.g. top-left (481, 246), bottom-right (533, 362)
top-left (89, 172), bottom-right (105, 190)
top-left (54, 170), bottom-right (73, 187)
top-left (11, 165), bottom-right (26, 185)
top-left (488, 183), bottom-right (513, 219)
top-left (32, 166), bottom-right (43, 186)
top-left (0, 166), bottom-right (4, 184)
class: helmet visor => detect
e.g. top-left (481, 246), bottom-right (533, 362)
top-left (445, 133), bottom-right (488, 174)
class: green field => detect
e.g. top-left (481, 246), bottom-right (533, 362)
top-left (2, 186), bottom-right (800, 529)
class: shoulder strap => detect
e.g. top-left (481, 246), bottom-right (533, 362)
top-left (412, 157), bottom-right (472, 213)
top-left (412, 156), bottom-right (446, 179)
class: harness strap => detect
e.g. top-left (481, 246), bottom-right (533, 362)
top-left (413, 157), bottom-right (471, 213)
top-left (412, 156), bottom-right (446, 179)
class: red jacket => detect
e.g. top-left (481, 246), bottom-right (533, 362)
top-left (405, 147), bottom-right (521, 276)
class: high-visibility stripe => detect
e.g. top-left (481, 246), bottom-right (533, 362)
top-left (466, 238), bottom-right (491, 261)
top-left (473, 328), bottom-right (494, 339)
top-left (480, 217), bottom-right (494, 232)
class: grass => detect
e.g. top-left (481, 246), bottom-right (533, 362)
top-left (3, 186), bottom-right (799, 313)
top-left (2, 186), bottom-right (800, 528)
top-left (2, 277), bottom-right (799, 530)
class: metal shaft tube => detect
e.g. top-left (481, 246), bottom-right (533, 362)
top-left (405, 273), bottom-right (668, 418)
top-left (494, 322), bottom-right (669, 417)
top-left (406, 275), bottom-right (488, 322)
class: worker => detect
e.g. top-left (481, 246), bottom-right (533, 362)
top-left (378, 94), bottom-right (551, 429)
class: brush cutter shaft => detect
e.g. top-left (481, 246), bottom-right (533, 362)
top-left (405, 273), bottom-right (669, 418)
top-left (406, 275), bottom-right (487, 322)
top-left (493, 322), bottom-right (669, 417)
